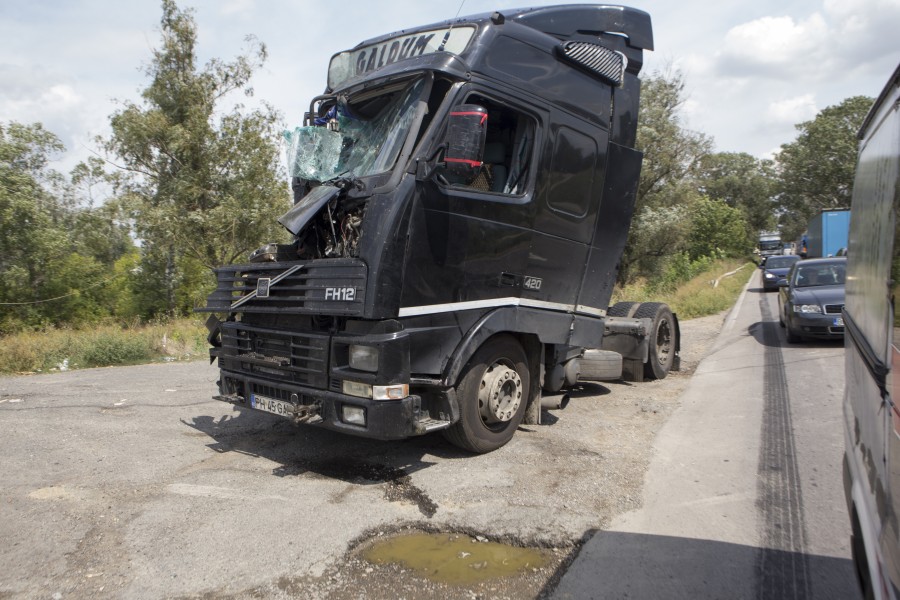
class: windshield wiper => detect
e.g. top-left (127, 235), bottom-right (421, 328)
top-left (325, 171), bottom-right (365, 192)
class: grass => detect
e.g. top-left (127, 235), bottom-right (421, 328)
top-left (0, 319), bottom-right (208, 375)
top-left (0, 260), bottom-right (754, 375)
top-left (611, 259), bottom-right (754, 320)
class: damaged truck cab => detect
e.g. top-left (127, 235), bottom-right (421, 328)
top-left (200, 5), bottom-right (679, 453)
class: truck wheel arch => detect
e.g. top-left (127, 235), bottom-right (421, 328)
top-left (442, 308), bottom-right (544, 426)
top-left (442, 308), bottom-right (543, 386)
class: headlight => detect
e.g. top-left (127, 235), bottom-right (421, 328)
top-left (764, 272), bottom-right (775, 279)
top-left (349, 345), bottom-right (379, 372)
top-left (793, 304), bottom-right (823, 314)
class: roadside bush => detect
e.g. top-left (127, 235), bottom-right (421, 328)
top-left (668, 262), bottom-right (751, 319)
top-left (81, 333), bottom-right (152, 367)
top-left (651, 251), bottom-right (718, 293)
top-left (0, 318), bottom-right (207, 374)
top-left (612, 258), bottom-right (753, 319)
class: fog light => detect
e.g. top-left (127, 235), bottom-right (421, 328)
top-left (342, 405), bottom-right (366, 426)
top-left (349, 345), bottom-right (379, 372)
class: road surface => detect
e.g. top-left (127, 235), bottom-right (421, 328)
top-left (0, 268), bottom-right (860, 598)
top-left (554, 268), bottom-right (859, 599)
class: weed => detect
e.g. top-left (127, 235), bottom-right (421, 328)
top-left (612, 259), bottom-right (753, 319)
top-left (0, 319), bottom-right (207, 374)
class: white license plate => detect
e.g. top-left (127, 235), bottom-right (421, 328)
top-left (250, 394), bottom-right (294, 417)
top-left (833, 316), bottom-right (844, 327)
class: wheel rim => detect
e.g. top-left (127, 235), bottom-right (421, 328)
top-left (478, 362), bottom-right (523, 425)
top-left (654, 318), bottom-right (672, 367)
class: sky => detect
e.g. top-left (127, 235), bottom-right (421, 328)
top-left (2, 0), bottom-right (899, 174)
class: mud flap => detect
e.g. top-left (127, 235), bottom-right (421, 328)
top-left (523, 341), bottom-right (543, 425)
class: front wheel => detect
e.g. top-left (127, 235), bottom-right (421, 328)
top-left (634, 302), bottom-right (676, 380)
top-left (443, 335), bottom-right (530, 453)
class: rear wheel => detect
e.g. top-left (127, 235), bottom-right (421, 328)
top-left (634, 302), bottom-right (675, 380)
top-left (443, 335), bottom-right (530, 453)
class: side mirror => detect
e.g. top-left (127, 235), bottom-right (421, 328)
top-left (778, 280), bottom-right (790, 288)
top-left (441, 104), bottom-right (488, 184)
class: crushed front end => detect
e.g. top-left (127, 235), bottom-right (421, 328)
top-left (200, 258), bottom-right (444, 439)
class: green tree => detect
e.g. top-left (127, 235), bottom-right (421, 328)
top-left (696, 152), bottom-right (777, 236)
top-left (620, 69), bottom-right (713, 283)
top-left (626, 202), bottom-right (694, 282)
top-left (0, 122), bottom-right (67, 330)
top-left (0, 123), bottom-right (132, 331)
top-left (105, 0), bottom-right (289, 316)
top-left (635, 69), bottom-right (713, 212)
top-left (776, 96), bottom-right (873, 240)
top-left (687, 196), bottom-right (752, 260)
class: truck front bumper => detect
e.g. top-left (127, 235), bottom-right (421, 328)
top-left (216, 370), bottom-right (443, 440)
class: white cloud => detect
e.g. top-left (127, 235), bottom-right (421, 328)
top-left (713, 0), bottom-right (900, 82)
top-left (696, 0), bottom-right (899, 156)
top-left (823, 0), bottom-right (900, 67)
top-left (45, 84), bottom-right (81, 108)
top-left (0, 65), bottom-right (80, 121)
top-left (766, 94), bottom-right (818, 125)
top-left (718, 13), bottom-right (829, 78)
top-left (2, 0), bottom-right (897, 171)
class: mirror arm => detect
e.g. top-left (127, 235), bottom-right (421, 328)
top-left (418, 143), bottom-right (448, 181)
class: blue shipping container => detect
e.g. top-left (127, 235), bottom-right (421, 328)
top-left (806, 209), bottom-right (850, 257)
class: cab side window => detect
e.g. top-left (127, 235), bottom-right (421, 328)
top-left (450, 94), bottom-right (535, 196)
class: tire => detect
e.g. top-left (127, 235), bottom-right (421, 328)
top-left (850, 511), bottom-right (877, 600)
top-left (634, 302), bottom-right (675, 380)
top-left (443, 335), bottom-right (530, 453)
top-left (607, 301), bottom-right (640, 318)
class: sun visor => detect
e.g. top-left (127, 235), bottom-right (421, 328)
top-left (278, 185), bottom-right (341, 235)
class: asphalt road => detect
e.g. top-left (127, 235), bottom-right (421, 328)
top-left (553, 268), bottom-right (860, 599)
top-left (0, 268), bottom-right (860, 598)
top-left (0, 312), bottom-right (719, 599)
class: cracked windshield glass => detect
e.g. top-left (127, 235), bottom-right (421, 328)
top-left (285, 78), bottom-right (425, 183)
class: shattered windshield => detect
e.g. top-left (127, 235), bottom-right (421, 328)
top-left (285, 77), bottom-right (426, 183)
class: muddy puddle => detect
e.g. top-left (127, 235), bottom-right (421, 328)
top-left (360, 531), bottom-right (550, 585)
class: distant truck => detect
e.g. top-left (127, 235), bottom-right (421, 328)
top-left (757, 231), bottom-right (783, 262)
top-left (806, 209), bottom-right (850, 257)
top-left (198, 5), bottom-right (680, 453)
top-left (842, 62), bottom-right (900, 600)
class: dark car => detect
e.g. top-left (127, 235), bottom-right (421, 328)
top-left (762, 254), bottom-right (801, 291)
top-left (777, 257), bottom-right (846, 343)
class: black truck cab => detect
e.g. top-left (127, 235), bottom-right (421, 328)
top-left (200, 5), bottom-right (677, 453)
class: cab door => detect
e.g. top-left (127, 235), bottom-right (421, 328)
top-left (401, 87), bottom-right (543, 312)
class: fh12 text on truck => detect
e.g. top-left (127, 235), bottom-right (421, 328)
top-left (199, 5), bottom-right (681, 453)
